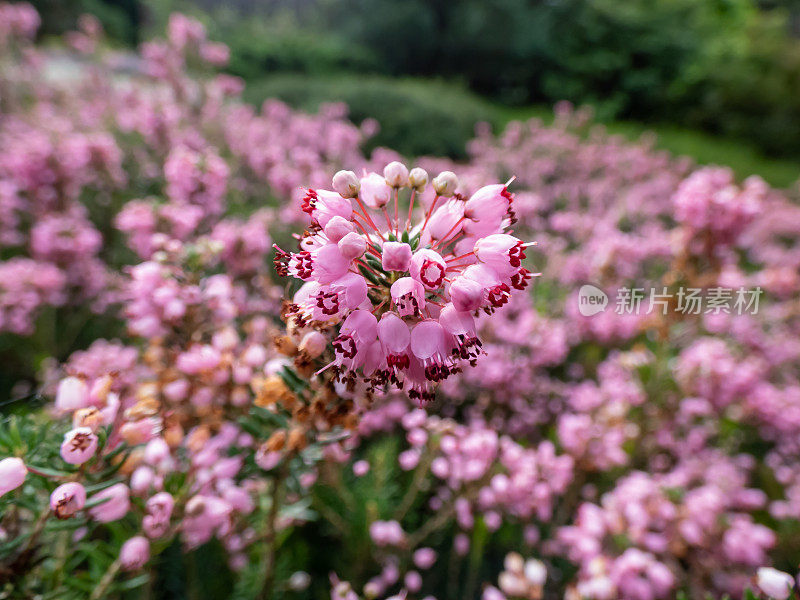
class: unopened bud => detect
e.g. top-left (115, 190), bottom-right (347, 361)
top-left (288, 571), bottom-right (311, 591)
top-left (383, 161), bottom-right (409, 188)
top-left (408, 167), bottom-right (428, 190)
top-left (299, 331), bottom-right (327, 358)
top-left (433, 171), bottom-right (458, 196)
top-left (332, 170), bottom-right (360, 198)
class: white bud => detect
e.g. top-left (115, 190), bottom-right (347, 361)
top-left (332, 170), bottom-right (360, 198)
top-left (288, 571), bottom-right (311, 591)
top-left (504, 552), bottom-right (524, 573)
top-left (408, 167), bottom-right (428, 190)
top-left (383, 161), bottom-right (409, 188)
top-left (523, 559), bottom-right (546, 586)
top-left (433, 171), bottom-right (458, 196)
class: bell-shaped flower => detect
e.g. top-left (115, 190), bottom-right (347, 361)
top-left (464, 184), bottom-right (512, 237)
top-left (410, 248), bottom-right (447, 289)
top-left (120, 536), bottom-right (150, 571)
top-left (378, 313), bottom-right (411, 370)
top-left (474, 233), bottom-right (526, 277)
top-left (331, 309), bottom-right (378, 370)
top-left (338, 231), bottom-right (367, 261)
top-left (60, 427), bottom-right (98, 465)
top-left (331, 272), bottom-right (368, 309)
top-left (0, 457), bottom-right (27, 496)
top-left (89, 483), bottom-right (130, 523)
top-left (424, 199), bottom-right (465, 245)
top-left (324, 215), bottom-right (355, 242)
top-left (55, 376), bottom-right (89, 414)
top-left (463, 263), bottom-right (511, 308)
top-left (302, 189), bottom-right (352, 228)
top-left (313, 243), bottom-right (350, 284)
top-left (449, 276), bottom-right (484, 312)
top-left (50, 482), bottom-right (86, 519)
top-left (391, 277), bottom-right (426, 317)
top-left (382, 241), bottom-right (412, 272)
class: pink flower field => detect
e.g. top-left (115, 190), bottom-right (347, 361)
top-left (2, 5), bottom-right (800, 600)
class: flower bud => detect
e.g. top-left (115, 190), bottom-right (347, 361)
top-left (50, 482), bottom-right (86, 519)
top-left (89, 483), bottom-right (130, 523)
top-left (55, 376), bottom-right (89, 414)
top-left (757, 567), bottom-right (794, 600)
top-left (72, 407), bottom-right (104, 431)
top-left (324, 215), bottom-right (355, 242)
top-left (360, 173), bottom-right (391, 208)
top-left (60, 427), bottom-right (98, 465)
top-left (120, 536), bottom-right (150, 571)
top-left (524, 559), bottom-right (546, 586)
top-left (332, 170), bottom-right (360, 198)
top-left (383, 161), bottom-right (409, 188)
top-left (381, 241), bottom-right (412, 272)
top-left (299, 331), bottom-right (327, 358)
top-left (450, 277), bottom-right (484, 312)
top-left (0, 457), bottom-right (27, 496)
top-left (413, 547), bottom-right (437, 570)
top-left (433, 171), bottom-right (458, 196)
top-left (408, 167), bottom-right (428, 190)
top-left (288, 571), bottom-right (311, 591)
top-left (338, 232), bottom-right (367, 261)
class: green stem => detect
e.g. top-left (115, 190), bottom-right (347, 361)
top-left (258, 470), bottom-right (287, 600)
top-left (89, 559), bottom-right (121, 600)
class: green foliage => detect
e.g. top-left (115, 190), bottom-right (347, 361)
top-left (229, 0), bottom-right (800, 158)
top-left (244, 74), bottom-right (500, 159)
top-left (28, 0), bottom-right (141, 45)
top-left (225, 25), bottom-right (377, 82)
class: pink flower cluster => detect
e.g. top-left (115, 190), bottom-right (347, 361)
top-left (277, 164), bottom-right (534, 401)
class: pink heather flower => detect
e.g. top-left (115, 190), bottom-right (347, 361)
top-left (276, 166), bottom-right (532, 401)
top-left (449, 276), bottom-right (484, 312)
top-left (408, 167), bottom-right (428, 189)
top-left (302, 189), bottom-right (352, 228)
top-left (757, 567), bottom-right (794, 600)
top-left (299, 331), bottom-right (327, 358)
top-left (353, 460), bottom-right (370, 476)
top-left (143, 492), bottom-right (174, 538)
top-left (482, 587), bottom-right (507, 600)
top-left (433, 171), bottom-right (458, 196)
top-left (382, 241), bottom-right (412, 272)
top-left (360, 172), bottom-right (391, 208)
top-left (413, 547), bottom-right (437, 570)
top-left (60, 427), bottom-right (98, 465)
top-left (474, 234), bottom-right (527, 277)
top-left (332, 170), bottom-right (360, 198)
top-left (424, 199), bottom-right (465, 245)
top-left (54, 376), bottom-right (89, 413)
top-left (338, 232), bottom-right (367, 261)
top-left (410, 248), bottom-right (447, 289)
top-left (463, 184), bottom-right (514, 237)
top-left (0, 457), bottom-right (27, 496)
top-left (89, 483), bottom-right (130, 523)
top-left (384, 161), bottom-right (409, 188)
top-left (369, 520), bottom-right (405, 546)
top-left (120, 536), bottom-right (150, 571)
top-left (391, 277), bottom-right (426, 318)
top-left (324, 216), bottom-right (355, 242)
top-left (673, 166), bottom-right (763, 248)
top-left (50, 482), bottom-right (86, 519)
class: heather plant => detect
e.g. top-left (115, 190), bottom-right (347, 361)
top-left (3, 4), bottom-right (800, 600)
